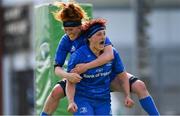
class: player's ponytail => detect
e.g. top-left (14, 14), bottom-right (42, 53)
top-left (53, 2), bottom-right (89, 23)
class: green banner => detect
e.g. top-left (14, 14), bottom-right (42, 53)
top-left (35, 3), bottom-right (93, 115)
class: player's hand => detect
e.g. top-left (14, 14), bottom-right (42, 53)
top-left (124, 96), bottom-right (134, 108)
top-left (67, 73), bottom-right (82, 84)
top-left (72, 63), bottom-right (88, 74)
top-left (67, 102), bottom-right (78, 113)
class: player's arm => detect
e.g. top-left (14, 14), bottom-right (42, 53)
top-left (54, 36), bottom-right (81, 83)
top-left (117, 72), bottom-right (130, 97)
top-left (72, 37), bottom-right (114, 74)
top-left (66, 52), bottom-right (81, 113)
top-left (55, 67), bottom-right (81, 83)
top-left (66, 80), bottom-right (76, 105)
top-left (117, 72), bottom-right (134, 108)
top-left (66, 80), bottom-right (78, 113)
top-left (113, 49), bottom-right (134, 108)
top-left (86, 44), bottom-right (113, 68)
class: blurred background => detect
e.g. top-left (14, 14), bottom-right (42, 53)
top-left (0, 0), bottom-right (180, 115)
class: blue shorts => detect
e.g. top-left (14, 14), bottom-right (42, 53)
top-left (74, 95), bottom-right (111, 115)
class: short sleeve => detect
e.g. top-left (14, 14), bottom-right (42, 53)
top-left (112, 48), bottom-right (125, 74)
top-left (105, 36), bottom-right (112, 46)
top-left (54, 35), bottom-right (72, 67)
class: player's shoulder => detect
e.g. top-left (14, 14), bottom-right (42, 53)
top-left (73, 45), bottom-right (88, 56)
top-left (112, 47), bottom-right (118, 54)
top-left (112, 47), bottom-right (122, 59)
top-left (76, 45), bottom-right (87, 53)
top-left (58, 34), bottom-right (73, 46)
top-left (61, 34), bottom-right (72, 42)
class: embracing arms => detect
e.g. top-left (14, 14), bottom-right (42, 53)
top-left (72, 45), bottom-right (114, 74)
top-left (55, 66), bottom-right (81, 83)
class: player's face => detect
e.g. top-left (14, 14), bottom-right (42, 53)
top-left (64, 26), bottom-right (81, 40)
top-left (89, 30), bottom-right (106, 51)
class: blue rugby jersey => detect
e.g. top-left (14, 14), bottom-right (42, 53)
top-left (67, 45), bottom-right (124, 101)
top-left (54, 34), bottom-right (112, 67)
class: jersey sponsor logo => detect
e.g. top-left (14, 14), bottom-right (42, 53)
top-left (83, 70), bottom-right (112, 78)
top-left (80, 107), bottom-right (87, 113)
